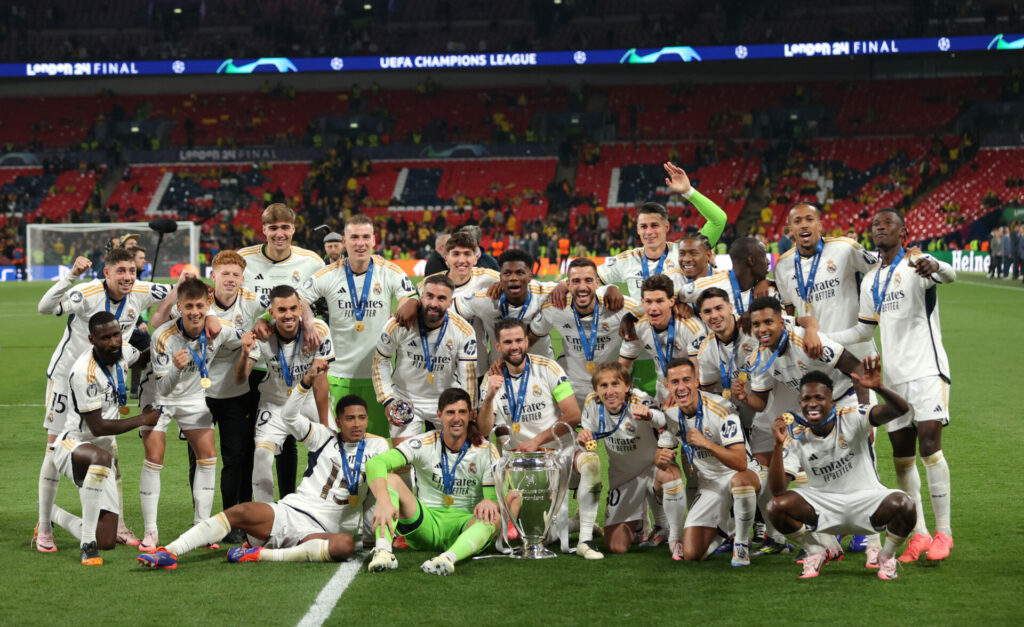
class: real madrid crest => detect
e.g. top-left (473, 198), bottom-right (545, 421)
top-left (373, 282), bottom-right (383, 295)
top-left (532, 384), bottom-right (542, 397)
top-left (893, 273), bottom-right (902, 287)
top-left (826, 260), bottom-right (837, 274)
top-left (292, 270), bottom-right (301, 283)
top-left (469, 462), bottom-right (477, 474)
top-left (838, 435), bottom-right (849, 450)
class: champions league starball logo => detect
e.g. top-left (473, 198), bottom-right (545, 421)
top-left (215, 58), bottom-right (298, 74)
top-left (573, 51), bottom-right (587, 65)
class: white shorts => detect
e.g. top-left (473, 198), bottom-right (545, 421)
top-left (684, 461), bottom-right (764, 530)
top-left (249, 494), bottom-right (337, 549)
top-left (49, 433), bottom-right (120, 515)
top-left (794, 487), bottom-right (904, 535)
top-left (748, 414), bottom-right (775, 455)
top-left (254, 401), bottom-right (313, 454)
top-left (886, 376), bottom-right (948, 432)
top-left (44, 377), bottom-right (70, 434)
top-left (604, 468), bottom-right (656, 527)
top-left (141, 400), bottom-right (212, 433)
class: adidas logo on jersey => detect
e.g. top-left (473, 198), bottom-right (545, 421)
top-left (808, 454), bottom-right (819, 461)
top-left (408, 340), bottom-right (419, 348)
top-left (337, 287), bottom-right (348, 294)
top-left (563, 324), bottom-right (572, 330)
top-left (933, 404), bottom-right (943, 412)
top-left (254, 273), bottom-right (264, 280)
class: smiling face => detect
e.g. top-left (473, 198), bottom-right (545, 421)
top-left (90, 320), bottom-right (123, 365)
top-left (497, 325), bottom-right (528, 367)
top-left (799, 381), bottom-right (835, 427)
top-left (337, 403), bottom-right (369, 443)
top-left (263, 221), bottom-right (295, 256)
top-left (499, 260), bottom-right (532, 304)
top-left (270, 293), bottom-right (301, 338)
top-left (568, 264), bottom-right (598, 310)
top-left (788, 204), bottom-right (823, 255)
top-left (344, 222), bottom-right (375, 263)
top-left (324, 241), bottom-right (343, 262)
top-left (445, 245), bottom-right (476, 279)
top-left (678, 237), bottom-right (711, 279)
top-left (420, 282), bottom-right (452, 327)
top-left (698, 296), bottom-right (734, 336)
top-left (871, 210), bottom-right (906, 251)
top-left (438, 398), bottom-right (472, 440)
top-left (594, 370), bottom-right (630, 414)
top-left (178, 295), bottom-right (209, 336)
top-left (637, 212), bottom-right (669, 251)
top-left (641, 288), bottom-right (674, 329)
top-left (750, 307), bottom-right (785, 349)
top-left (103, 261), bottom-right (137, 300)
top-left (665, 362), bottom-right (699, 413)
top-left (212, 263), bottom-right (243, 297)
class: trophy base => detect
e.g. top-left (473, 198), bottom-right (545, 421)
top-left (513, 543), bottom-right (558, 559)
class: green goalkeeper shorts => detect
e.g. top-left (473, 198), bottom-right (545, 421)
top-left (396, 500), bottom-right (477, 553)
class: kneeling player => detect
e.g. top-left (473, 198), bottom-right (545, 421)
top-left (655, 358), bottom-right (763, 566)
top-left (767, 360), bottom-right (916, 580)
top-left (138, 361), bottom-right (388, 568)
top-left (577, 363), bottom-right (665, 557)
top-left (366, 388), bottom-right (501, 576)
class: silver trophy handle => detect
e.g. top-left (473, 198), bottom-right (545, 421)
top-left (549, 420), bottom-right (583, 454)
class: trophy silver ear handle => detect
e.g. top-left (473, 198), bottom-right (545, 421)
top-left (550, 420), bottom-right (583, 453)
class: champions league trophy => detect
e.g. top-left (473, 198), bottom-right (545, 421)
top-left (391, 398), bottom-right (415, 425)
top-left (494, 422), bottom-right (574, 559)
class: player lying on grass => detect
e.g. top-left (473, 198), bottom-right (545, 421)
top-left (137, 361), bottom-right (388, 569)
top-left (366, 387), bottom-right (501, 576)
top-left (766, 358), bottom-right (916, 580)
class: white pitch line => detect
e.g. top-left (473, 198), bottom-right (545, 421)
top-left (957, 279), bottom-right (1024, 293)
top-left (296, 555), bottom-right (365, 627)
top-left (0, 403), bottom-right (44, 407)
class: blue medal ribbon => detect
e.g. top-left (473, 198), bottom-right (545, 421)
top-left (794, 238), bottom-right (824, 306)
top-left (871, 247), bottom-right (906, 314)
top-left (640, 247), bottom-right (668, 281)
top-left (652, 317), bottom-right (676, 377)
top-left (727, 270), bottom-right (747, 315)
top-left (678, 394), bottom-right (704, 465)
top-left (717, 336), bottom-right (740, 390)
top-left (571, 301), bottom-right (600, 364)
top-left (594, 402), bottom-right (629, 440)
top-left (420, 313), bottom-right (449, 376)
top-left (276, 326), bottom-right (303, 388)
top-left (499, 289), bottom-right (532, 320)
top-left (104, 281), bottom-right (127, 320)
top-left (786, 407), bottom-right (838, 440)
top-left (341, 437), bottom-right (366, 496)
top-left (97, 361), bottom-right (127, 408)
top-left (747, 327), bottom-right (789, 375)
top-left (502, 357), bottom-right (531, 428)
top-left (440, 439), bottom-right (470, 500)
top-left (345, 258), bottom-right (374, 324)
top-left (177, 319), bottom-right (209, 379)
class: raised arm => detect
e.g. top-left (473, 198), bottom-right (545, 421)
top-left (38, 257), bottom-right (91, 314)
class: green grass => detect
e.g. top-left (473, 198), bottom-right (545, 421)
top-left (1, 277), bottom-right (1023, 625)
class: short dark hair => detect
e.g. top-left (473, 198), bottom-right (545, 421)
top-left (104, 247), bottom-right (135, 267)
top-left (799, 370), bottom-right (834, 392)
top-left (422, 274), bottom-right (455, 293)
top-left (638, 202), bottom-right (668, 220)
top-left (665, 357), bottom-right (696, 375)
top-left (438, 387), bottom-right (472, 413)
top-left (680, 232), bottom-right (711, 250)
top-left (567, 258), bottom-right (597, 274)
top-left (695, 287), bottom-right (730, 313)
top-left (748, 296), bottom-right (783, 316)
top-left (335, 394), bottom-right (368, 416)
top-left (89, 311), bottom-right (118, 333)
top-left (494, 318), bottom-right (528, 338)
top-left (728, 236), bottom-right (761, 266)
top-left (787, 202), bottom-right (821, 220)
top-left (268, 284), bottom-right (299, 304)
top-left (446, 231), bottom-right (477, 252)
top-left (640, 274), bottom-right (675, 299)
top-left (177, 277), bottom-right (209, 302)
top-left (498, 248), bottom-right (534, 270)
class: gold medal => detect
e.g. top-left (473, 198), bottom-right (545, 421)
top-left (782, 412), bottom-right (794, 425)
top-left (584, 439), bottom-right (597, 451)
top-left (443, 494), bottom-right (454, 507)
top-left (722, 389), bottom-right (731, 400)
top-left (512, 423), bottom-right (521, 434)
top-left (737, 372), bottom-right (748, 383)
top-left (585, 361), bottom-right (596, 373)
top-left (354, 321), bottom-right (365, 332)
top-left (119, 406), bottom-right (130, 416)
top-left (200, 377), bottom-right (212, 389)
top-left (427, 372), bottom-right (435, 384)
top-left (348, 495), bottom-right (359, 506)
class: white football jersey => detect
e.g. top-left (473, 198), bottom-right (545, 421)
top-left (66, 345), bottom-right (141, 449)
top-left (40, 277), bottom-right (170, 381)
top-left (298, 256), bottom-right (416, 379)
top-left (424, 267), bottom-right (500, 375)
top-left (248, 319), bottom-right (334, 406)
top-left (371, 312), bottom-right (478, 417)
top-left (203, 288), bottom-right (269, 399)
top-left (659, 392), bottom-right (750, 483)
top-left (397, 431), bottom-right (499, 511)
top-left (619, 314), bottom-right (706, 402)
top-left (781, 405), bottom-right (884, 493)
top-left (481, 355), bottom-right (574, 449)
top-left (692, 320), bottom-right (760, 390)
top-left (454, 280), bottom-right (556, 360)
top-left (597, 243), bottom-right (684, 299)
top-left (748, 323), bottom-right (852, 399)
top-left (856, 255), bottom-right (952, 386)
top-left (240, 244), bottom-right (325, 298)
top-left (530, 294), bottom-right (642, 400)
top-left (679, 270), bottom-right (766, 316)
top-left (581, 389), bottom-right (664, 484)
top-left (150, 319), bottom-right (242, 405)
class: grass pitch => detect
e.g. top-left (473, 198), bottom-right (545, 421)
top-left (1, 275), bottom-right (1022, 625)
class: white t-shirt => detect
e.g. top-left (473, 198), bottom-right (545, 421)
top-left (150, 319), bottom-right (242, 405)
top-left (658, 392), bottom-right (750, 483)
top-left (66, 345), bottom-right (141, 449)
top-left (748, 323), bottom-right (852, 399)
top-left (397, 432), bottom-right (499, 511)
top-left (619, 314), bottom-right (706, 402)
top-left (248, 319), bottom-right (334, 406)
top-left (203, 288), bottom-right (269, 399)
top-left (424, 267), bottom-right (500, 374)
top-left (240, 244), bottom-right (325, 298)
top-left (481, 355), bottom-right (574, 450)
top-left (781, 404), bottom-right (885, 493)
top-left (580, 389), bottom-right (664, 484)
top-left (597, 243), bottom-right (684, 299)
top-left (691, 320), bottom-right (760, 391)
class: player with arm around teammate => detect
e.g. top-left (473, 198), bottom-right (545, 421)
top-left (766, 361), bottom-right (916, 580)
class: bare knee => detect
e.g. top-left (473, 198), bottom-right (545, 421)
top-left (328, 534), bottom-right (355, 562)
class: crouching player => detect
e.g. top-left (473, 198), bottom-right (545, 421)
top-left (138, 360), bottom-right (389, 568)
top-left (576, 363), bottom-right (665, 558)
top-left (767, 359), bottom-right (916, 580)
top-left (655, 358), bottom-right (764, 566)
top-left (366, 388), bottom-right (501, 576)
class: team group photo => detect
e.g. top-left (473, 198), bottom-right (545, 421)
top-left (1, 2), bottom-right (1022, 625)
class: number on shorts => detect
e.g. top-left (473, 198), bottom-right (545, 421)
top-left (256, 410), bottom-right (271, 427)
top-left (606, 488), bottom-right (621, 507)
top-left (51, 393), bottom-right (67, 415)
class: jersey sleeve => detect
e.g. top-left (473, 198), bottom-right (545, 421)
top-left (718, 412), bottom-right (744, 447)
top-left (580, 398), bottom-right (599, 432)
top-left (619, 336), bottom-right (643, 361)
top-left (774, 258), bottom-right (794, 307)
top-left (151, 334), bottom-right (183, 396)
top-left (69, 369), bottom-right (103, 414)
top-left (690, 189), bottom-right (727, 246)
top-left (548, 363), bottom-right (574, 403)
top-left (481, 444), bottom-right (498, 488)
top-left (748, 351), bottom-right (773, 393)
top-left (529, 306), bottom-right (554, 337)
top-left (850, 241), bottom-right (880, 274)
top-left (453, 293), bottom-right (478, 324)
top-left (456, 330), bottom-right (478, 407)
top-left (856, 274), bottom-right (878, 325)
top-left (696, 344), bottom-right (720, 386)
top-left (395, 437), bottom-right (423, 467)
top-left (780, 439), bottom-right (801, 477)
top-left (370, 321), bottom-right (398, 405)
top-left (597, 254), bottom-right (624, 285)
top-left (313, 320), bottom-right (335, 362)
top-left (811, 330), bottom-right (846, 370)
top-left (136, 282), bottom-right (172, 309)
top-left (298, 273), bottom-right (324, 304)
top-left (215, 323), bottom-right (243, 353)
top-left (386, 264), bottom-right (416, 300)
top-left (38, 275), bottom-right (88, 316)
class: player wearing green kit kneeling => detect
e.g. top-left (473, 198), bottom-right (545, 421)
top-left (366, 388), bottom-right (501, 576)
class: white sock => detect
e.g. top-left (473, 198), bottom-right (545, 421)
top-left (51, 505), bottom-right (82, 540)
top-left (880, 532), bottom-right (907, 560)
top-left (261, 538), bottom-right (331, 562)
top-left (732, 484), bottom-right (757, 547)
top-left (815, 532), bottom-right (842, 552)
top-left (575, 452), bottom-right (601, 544)
top-left (194, 457), bottom-right (218, 525)
top-left (866, 533), bottom-right (882, 549)
top-left (785, 524), bottom-right (823, 554)
top-left (166, 512), bottom-right (231, 557)
top-left (140, 460), bottom-right (163, 533)
top-left (37, 450), bottom-right (60, 533)
top-left (922, 451), bottom-right (951, 535)
top-left (649, 495), bottom-right (668, 531)
top-left (252, 445), bottom-right (276, 503)
top-left (894, 456), bottom-right (928, 536)
top-left (81, 465), bottom-right (110, 545)
top-left (662, 479), bottom-right (687, 543)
